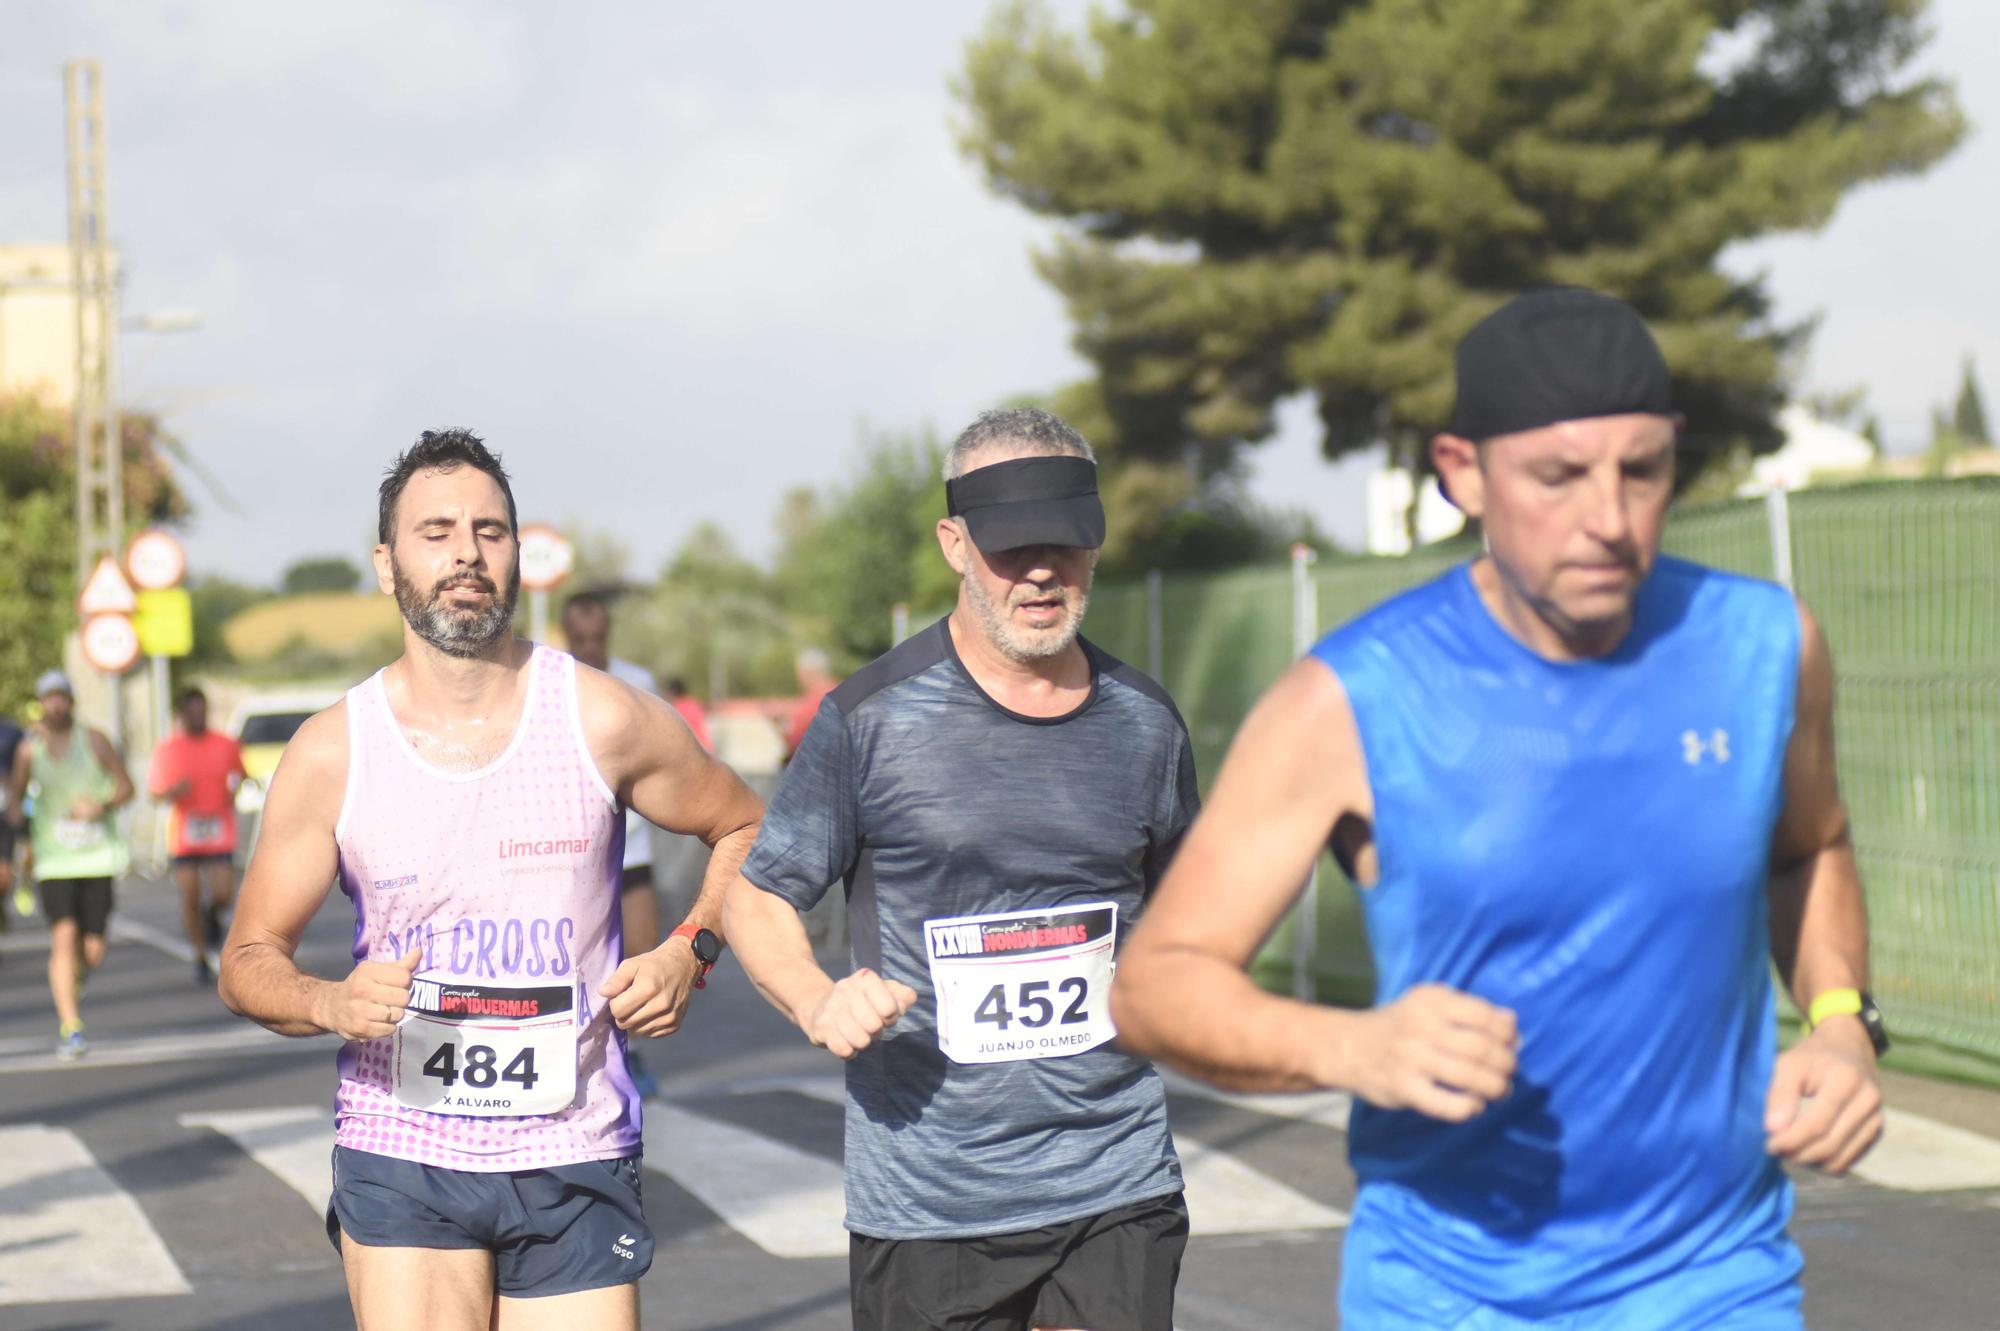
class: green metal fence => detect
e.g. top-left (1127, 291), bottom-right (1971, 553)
top-left (1084, 479), bottom-right (2000, 1061)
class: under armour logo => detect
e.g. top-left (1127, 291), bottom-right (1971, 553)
top-left (1682, 729), bottom-right (1730, 765)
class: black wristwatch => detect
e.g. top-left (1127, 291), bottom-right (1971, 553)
top-left (1853, 991), bottom-right (1891, 1058)
top-left (673, 925), bottom-right (723, 990)
top-left (1812, 987), bottom-right (1890, 1057)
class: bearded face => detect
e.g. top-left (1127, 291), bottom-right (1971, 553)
top-left (959, 539), bottom-right (1094, 665)
top-left (392, 556), bottom-right (520, 659)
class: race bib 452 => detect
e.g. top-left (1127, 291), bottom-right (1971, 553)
top-left (924, 902), bottom-right (1118, 1066)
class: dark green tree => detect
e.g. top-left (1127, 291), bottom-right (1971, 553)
top-left (773, 426), bottom-right (951, 661)
top-left (0, 395), bottom-right (191, 711)
top-left (958, 0), bottom-right (1965, 498)
top-left (1954, 355), bottom-right (1990, 446)
top-left (623, 524), bottom-right (797, 699)
top-left (280, 555), bottom-right (364, 595)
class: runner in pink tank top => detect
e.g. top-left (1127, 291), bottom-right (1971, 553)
top-left (332, 643), bottom-right (636, 1167)
top-left (218, 431), bottom-right (763, 1331)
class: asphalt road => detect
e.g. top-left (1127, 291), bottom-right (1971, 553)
top-left (1, 875), bottom-right (1997, 1330)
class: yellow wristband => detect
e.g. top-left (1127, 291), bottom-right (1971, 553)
top-left (1807, 987), bottom-right (1863, 1029)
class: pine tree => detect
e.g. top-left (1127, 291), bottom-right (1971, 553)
top-left (957, 0), bottom-right (1965, 490)
top-left (1954, 355), bottom-right (1990, 446)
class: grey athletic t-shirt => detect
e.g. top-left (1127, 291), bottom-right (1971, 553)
top-left (742, 618), bottom-right (1199, 1239)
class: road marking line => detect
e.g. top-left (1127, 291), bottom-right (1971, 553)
top-left (1174, 1133), bottom-right (1348, 1234)
top-left (180, 1108), bottom-right (335, 1213)
top-left (1853, 1108), bottom-right (2000, 1192)
top-left (112, 917), bottom-right (200, 962)
top-left (0, 1022), bottom-right (306, 1075)
top-left (642, 1100), bottom-right (849, 1258)
top-left (0, 1124), bottom-right (190, 1305)
top-left (702, 1071), bottom-right (1344, 1235)
top-left (1162, 1071), bottom-right (1354, 1129)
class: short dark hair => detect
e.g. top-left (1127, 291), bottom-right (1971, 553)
top-left (176, 687), bottom-right (206, 708)
top-left (562, 590), bottom-right (609, 623)
top-left (664, 677), bottom-right (689, 696)
top-left (378, 429), bottom-right (518, 545)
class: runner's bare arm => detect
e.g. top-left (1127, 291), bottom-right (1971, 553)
top-left (580, 668), bottom-right (764, 1035)
top-left (723, 877), bottom-right (916, 1059)
top-left (5, 741), bottom-right (27, 829)
top-left (580, 667), bottom-right (763, 930)
top-left (1765, 599), bottom-right (1882, 1173)
top-left (1111, 659), bottom-right (1519, 1118)
top-left (219, 703), bottom-right (421, 1041)
top-left (85, 728), bottom-right (135, 810)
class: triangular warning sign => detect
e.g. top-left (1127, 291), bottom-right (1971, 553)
top-left (78, 552), bottom-right (137, 615)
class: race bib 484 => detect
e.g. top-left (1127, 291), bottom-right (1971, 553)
top-left (924, 902), bottom-right (1118, 1066)
top-left (391, 977), bottom-right (579, 1117)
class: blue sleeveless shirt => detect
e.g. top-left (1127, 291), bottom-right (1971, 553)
top-left (1310, 556), bottom-right (1802, 1314)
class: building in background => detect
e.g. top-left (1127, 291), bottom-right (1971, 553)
top-left (0, 243), bottom-right (91, 406)
top-left (1363, 466), bottom-right (1465, 556)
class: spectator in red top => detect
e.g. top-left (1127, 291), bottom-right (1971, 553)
top-left (148, 688), bottom-right (246, 983)
top-left (784, 648), bottom-right (836, 758)
top-left (662, 677), bottom-right (713, 752)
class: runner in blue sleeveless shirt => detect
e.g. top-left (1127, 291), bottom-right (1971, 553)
top-left (1111, 289), bottom-right (1887, 1328)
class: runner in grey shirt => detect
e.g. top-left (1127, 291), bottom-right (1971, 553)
top-left (725, 407), bottom-right (1198, 1331)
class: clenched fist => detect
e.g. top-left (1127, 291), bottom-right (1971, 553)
top-left (806, 968), bottom-right (919, 1059)
top-left (315, 944), bottom-right (423, 1042)
top-left (1348, 983), bottom-right (1520, 1122)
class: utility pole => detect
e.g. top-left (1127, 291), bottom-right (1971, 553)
top-left (66, 59), bottom-right (126, 744)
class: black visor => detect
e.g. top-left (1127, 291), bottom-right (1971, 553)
top-left (945, 455), bottom-right (1106, 552)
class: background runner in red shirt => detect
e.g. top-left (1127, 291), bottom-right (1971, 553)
top-left (149, 687), bottom-right (246, 983)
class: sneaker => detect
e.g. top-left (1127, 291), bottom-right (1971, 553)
top-left (56, 1026), bottom-right (88, 1061)
top-left (626, 1048), bottom-right (659, 1100)
top-left (11, 884), bottom-right (33, 918)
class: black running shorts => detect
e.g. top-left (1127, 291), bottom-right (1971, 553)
top-left (40, 876), bottom-right (113, 936)
top-left (849, 1191), bottom-right (1188, 1331)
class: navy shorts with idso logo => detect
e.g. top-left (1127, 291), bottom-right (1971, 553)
top-left (327, 1146), bottom-right (652, 1296)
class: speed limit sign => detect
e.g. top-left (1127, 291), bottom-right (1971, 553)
top-left (81, 612), bottom-right (141, 673)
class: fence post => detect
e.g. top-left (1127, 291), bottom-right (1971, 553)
top-left (1765, 486), bottom-right (1794, 590)
top-left (1145, 569), bottom-right (1164, 681)
top-left (1289, 543), bottom-right (1320, 1001)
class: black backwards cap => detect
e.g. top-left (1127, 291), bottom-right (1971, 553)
top-left (1450, 287), bottom-right (1675, 441)
top-left (945, 454), bottom-right (1106, 552)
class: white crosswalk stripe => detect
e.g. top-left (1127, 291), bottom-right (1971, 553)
top-left (172, 1078), bottom-right (1345, 1257)
top-left (0, 1124), bottom-right (191, 1305)
top-left (679, 1071), bottom-right (1349, 1236)
top-left (181, 1106), bottom-right (337, 1213)
top-left (642, 1099), bottom-right (850, 1257)
top-left (25, 1075), bottom-right (1993, 1310)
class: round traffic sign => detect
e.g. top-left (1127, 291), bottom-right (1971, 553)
top-left (517, 523), bottom-right (574, 591)
top-left (127, 529), bottom-right (187, 590)
top-left (81, 612), bottom-right (141, 673)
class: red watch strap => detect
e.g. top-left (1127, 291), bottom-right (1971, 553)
top-left (670, 923), bottom-right (714, 989)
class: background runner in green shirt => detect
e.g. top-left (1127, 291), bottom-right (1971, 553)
top-left (7, 670), bottom-right (133, 1059)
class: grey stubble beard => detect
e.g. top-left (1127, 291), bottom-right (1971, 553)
top-left (393, 560), bottom-right (520, 659)
top-left (962, 567), bottom-right (1090, 665)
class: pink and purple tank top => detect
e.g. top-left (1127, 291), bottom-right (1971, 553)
top-left (332, 645), bottom-right (640, 1170)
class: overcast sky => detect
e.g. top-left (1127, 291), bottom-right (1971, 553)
top-left (2, 1), bottom-right (1993, 585)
